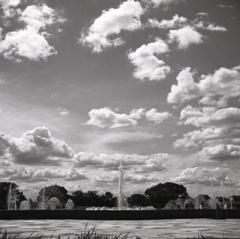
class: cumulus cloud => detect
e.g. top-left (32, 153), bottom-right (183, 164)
top-left (144, 0), bottom-right (184, 8)
top-left (147, 14), bottom-right (226, 32)
top-left (80, 0), bottom-right (144, 53)
top-left (0, 127), bottom-right (73, 165)
top-left (128, 38), bottom-right (170, 81)
top-left (180, 106), bottom-right (240, 128)
top-left (168, 67), bottom-right (199, 103)
top-left (145, 108), bottom-right (171, 124)
top-left (195, 21), bottom-right (226, 31)
top-left (86, 107), bottom-right (171, 128)
top-left (19, 4), bottom-right (64, 31)
top-left (95, 173), bottom-right (160, 183)
top-left (64, 168), bottom-right (88, 181)
top-left (129, 108), bottom-right (145, 120)
top-left (196, 12), bottom-right (209, 17)
top-left (173, 167), bottom-right (233, 186)
top-left (173, 128), bottom-right (223, 148)
top-left (199, 95), bottom-right (227, 108)
top-left (0, 28), bottom-right (57, 61)
top-left (200, 145), bottom-right (240, 160)
top-left (173, 105), bottom-right (240, 151)
top-left (0, 3), bottom-right (65, 61)
top-left (0, 132), bottom-right (10, 156)
top-left (0, 166), bottom-right (88, 182)
top-left (217, 4), bottom-right (233, 9)
top-left (57, 107), bottom-right (69, 116)
top-left (0, 0), bottom-right (21, 19)
top-left (74, 151), bottom-right (169, 172)
top-left (168, 66), bottom-right (240, 104)
top-left (147, 15), bottom-right (187, 29)
top-left (86, 107), bottom-right (138, 129)
top-left (171, 66), bottom-right (240, 153)
top-left (168, 26), bottom-right (203, 49)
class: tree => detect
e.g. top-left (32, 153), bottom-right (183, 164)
top-left (37, 184), bottom-right (69, 207)
top-left (195, 194), bottom-right (211, 209)
top-left (0, 182), bottom-right (26, 209)
top-left (127, 194), bottom-right (150, 207)
top-left (70, 190), bottom-right (117, 207)
top-left (145, 182), bottom-right (188, 208)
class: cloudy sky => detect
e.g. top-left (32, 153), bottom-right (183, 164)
top-left (0, 0), bottom-right (240, 199)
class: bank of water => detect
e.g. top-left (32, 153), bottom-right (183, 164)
top-left (1, 219), bottom-right (240, 238)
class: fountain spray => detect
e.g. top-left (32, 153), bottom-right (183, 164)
top-left (118, 161), bottom-right (124, 209)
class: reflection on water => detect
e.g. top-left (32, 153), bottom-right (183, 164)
top-left (1, 219), bottom-right (240, 238)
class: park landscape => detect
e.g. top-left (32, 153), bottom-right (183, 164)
top-left (1, 0), bottom-right (240, 238)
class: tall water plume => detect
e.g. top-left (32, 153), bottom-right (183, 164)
top-left (7, 183), bottom-right (17, 210)
top-left (118, 162), bottom-right (125, 209)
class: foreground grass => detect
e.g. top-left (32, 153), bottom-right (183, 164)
top-left (0, 227), bottom-right (233, 239)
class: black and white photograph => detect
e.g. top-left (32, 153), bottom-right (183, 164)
top-left (0, 0), bottom-right (240, 238)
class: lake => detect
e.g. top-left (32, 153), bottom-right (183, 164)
top-left (1, 219), bottom-right (240, 238)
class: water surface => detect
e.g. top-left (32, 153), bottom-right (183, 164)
top-left (1, 219), bottom-right (240, 238)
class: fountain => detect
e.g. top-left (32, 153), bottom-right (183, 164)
top-left (38, 187), bottom-right (48, 210)
top-left (47, 197), bottom-right (61, 209)
top-left (118, 162), bottom-right (125, 209)
top-left (86, 162), bottom-right (155, 211)
top-left (65, 199), bottom-right (75, 209)
top-left (19, 200), bottom-right (30, 210)
top-left (7, 183), bottom-right (17, 210)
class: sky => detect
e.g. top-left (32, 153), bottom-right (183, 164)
top-left (0, 0), bottom-right (240, 199)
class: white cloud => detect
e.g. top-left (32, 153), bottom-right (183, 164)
top-left (80, 0), bottom-right (144, 53)
top-left (0, 3), bottom-right (65, 61)
top-left (0, 0), bottom-right (21, 18)
top-left (0, 131), bottom-right (10, 156)
top-left (180, 106), bottom-right (240, 128)
top-left (0, 28), bottom-right (57, 61)
top-left (195, 21), bottom-right (227, 31)
top-left (20, 4), bottom-right (61, 31)
top-left (198, 66), bottom-right (240, 98)
top-left (173, 128), bottom-right (223, 148)
top-left (0, 127), bottom-right (73, 165)
top-left (129, 108), bottom-right (145, 119)
top-left (57, 107), bottom-right (69, 116)
top-left (128, 38), bottom-right (171, 81)
top-left (148, 15), bottom-right (187, 29)
top-left (168, 66), bottom-right (240, 104)
top-left (95, 173), bottom-right (161, 184)
top-left (86, 107), bottom-right (171, 128)
top-left (168, 26), bottom-right (203, 49)
top-left (144, 0), bottom-right (183, 8)
top-left (173, 167), bottom-right (232, 186)
top-left (196, 12), bottom-right (209, 17)
top-left (217, 4), bottom-right (233, 9)
top-left (64, 168), bottom-right (88, 181)
top-left (200, 145), bottom-right (240, 160)
top-left (199, 95), bottom-right (227, 108)
top-left (65, 182), bottom-right (82, 193)
top-left (145, 108), bottom-right (171, 124)
top-left (0, 166), bottom-right (88, 182)
top-left (173, 104), bottom-right (240, 150)
top-left (86, 107), bottom-right (138, 129)
top-left (167, 67), bottom-right (199, 104)
top-left (74, 151), bottom-right (169, 173)
top-left (147, 14), bottom-right (226, 32)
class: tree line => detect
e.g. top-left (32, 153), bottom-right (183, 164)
top-left (1, 181), bottom-right (240, 209)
